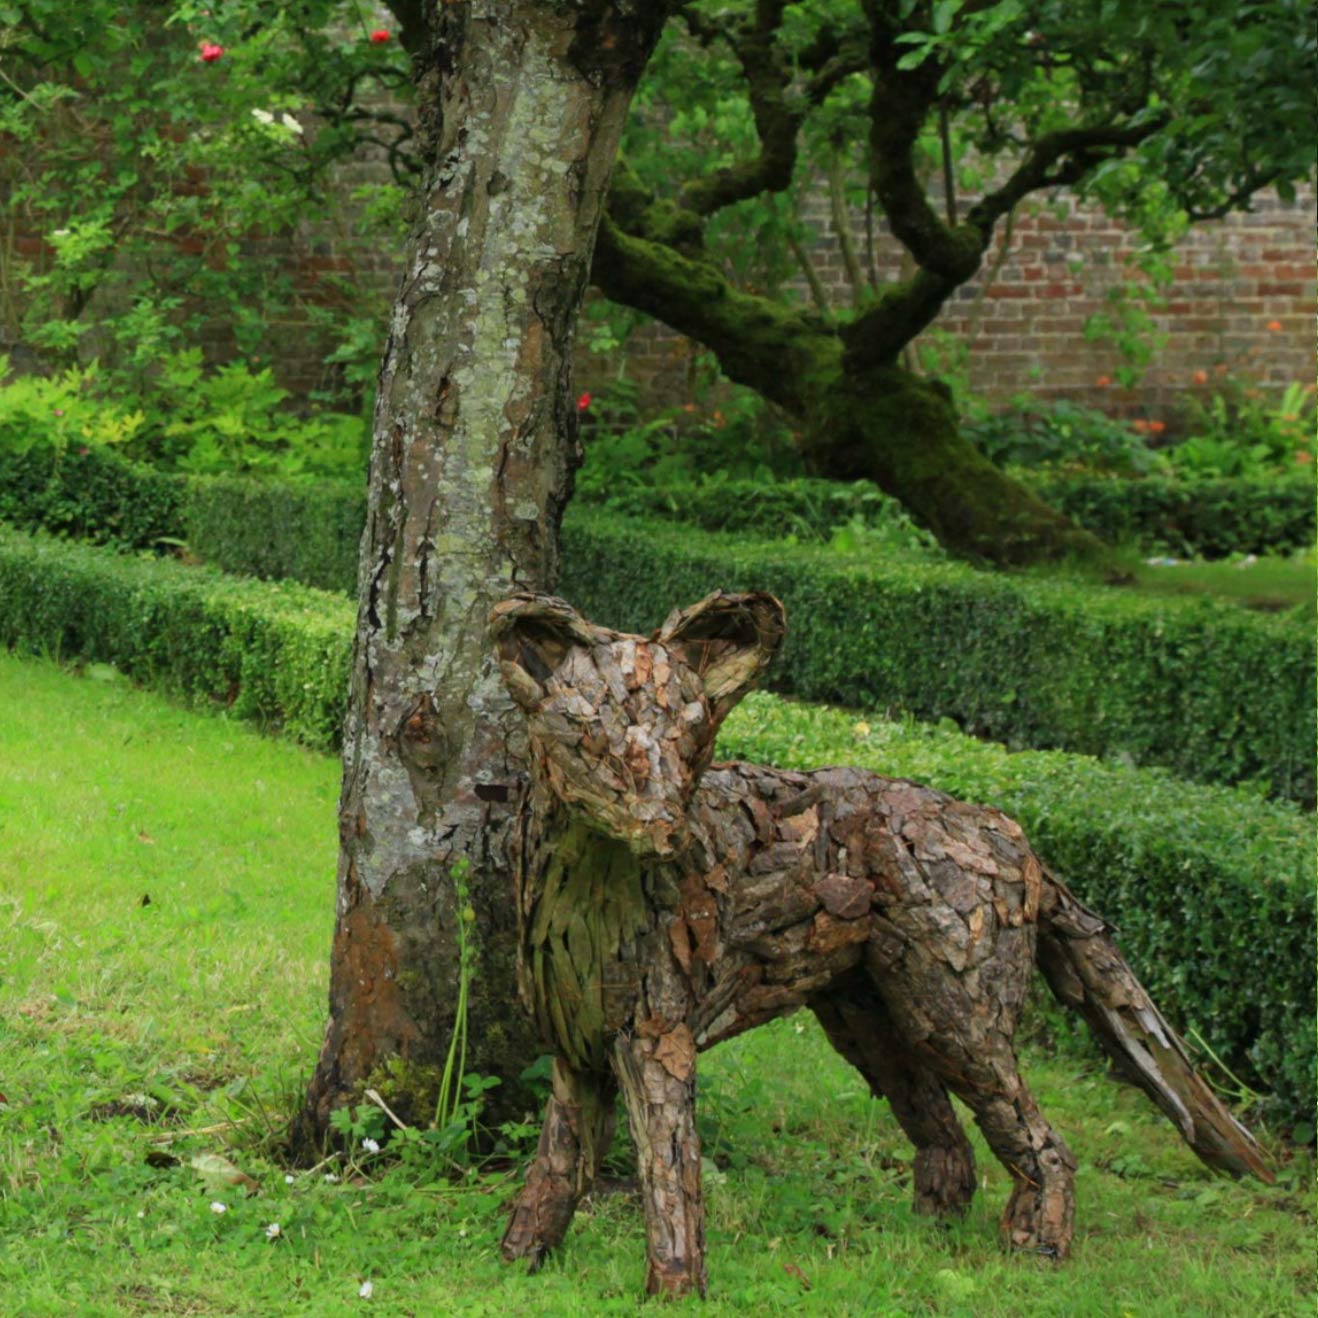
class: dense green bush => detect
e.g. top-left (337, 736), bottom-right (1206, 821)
top-left (0, 434), bottom-right (187, 548)
top-left (721, 694), bottom-right (1315, 1128)
top-left (2, 458), bottom-right (1311, 798)
top-left (184, 476), bottom-right (366, 594)
top-left (578, 472), bottom-right (1314, 559)
top-left (0, 527), bottom-right (353, 749)
top-left (1031, 473), bottom-right (1315, 558)
top-left (560, 513), bottom-right (1315, 802)
top-left (0, 523), bottom-right (1307, 1120)
top-left (579, 476), bottom-right (942, 555)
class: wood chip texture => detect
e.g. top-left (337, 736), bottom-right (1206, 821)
top-left (489, 590), bottom-right (1271, 1298)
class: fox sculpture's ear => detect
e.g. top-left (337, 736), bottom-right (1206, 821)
top-left (656, 591), bottom-right (786, 721)
top-left (489, 593), bottom-right (595, 709)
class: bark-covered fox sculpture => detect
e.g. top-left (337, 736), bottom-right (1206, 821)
top-left (491, 590), bottom-right (1269, 1299)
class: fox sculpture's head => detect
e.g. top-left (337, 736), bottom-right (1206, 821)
top-left (491, 591), bottom-right (785, 857)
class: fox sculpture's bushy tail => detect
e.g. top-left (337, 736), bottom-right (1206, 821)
top-left (1037, 869), bottom-right (1271, 1182)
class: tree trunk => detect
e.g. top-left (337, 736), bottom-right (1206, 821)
top-left (294, 1), bottom-right (664, 1150)
top-left (803, 363), bottom-right (1104, 565)
top-left (592, 216), bottom-right (1106, 567)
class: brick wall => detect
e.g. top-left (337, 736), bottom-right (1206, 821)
top-left (589, 183), bottom-right (1314, 418)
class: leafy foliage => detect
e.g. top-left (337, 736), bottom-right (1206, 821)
top-left (0, 0), bottom-right (412, 380)
top-left (964, 397), bottom-right (1166, 476)
top-left (1168, 381), bottom-right (1316, 479)
top-left (0, 351), bottom-right (369, 478)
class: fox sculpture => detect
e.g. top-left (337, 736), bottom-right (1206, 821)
top-left (491, 590), bottom-right (1269, 1299)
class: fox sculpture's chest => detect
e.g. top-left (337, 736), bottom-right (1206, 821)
top-left (514, 759), bottom-right (1036, 1072)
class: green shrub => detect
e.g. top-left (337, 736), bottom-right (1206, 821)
top-left (1030, 473), bottom-right (1315, 558)
top-left (720, 693), bottom-right (1315, 1127)
top-left (964, 397), bottom-right (1165, 475)
top-left (0, 527), bottom-right (353, 750)
top-left (0, 433), bottom-right (187, 548)
top-left (581, 471), bottom-right (1314, 560)
top-left (2, 457), bottom-right (1311, 798)
top-left (560, 512), bottom-right (1315, 802)
top-left (183, 475), bottom-right (366, 594)
top-left (580, 476), bottom-right (942, 556)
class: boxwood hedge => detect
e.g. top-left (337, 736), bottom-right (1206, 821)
top-left (2, 453), bottom-right (1312, 799)
top-left (560, 513), bottom-right (1315, 803)
top-left (579, 472), bottom-right (1315, 558)
top-left (0, 525), bottom-right (1308, 1123)
top-left (0, 436), bottom-right (187, 548)
top-left (1030, 472), bottom-right (1315, 559)
top-left (0, 526), bottom-right (353, 750)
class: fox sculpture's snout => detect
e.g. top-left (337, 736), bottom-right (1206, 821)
top-left (491, 589), bottom-right (1271, 1301)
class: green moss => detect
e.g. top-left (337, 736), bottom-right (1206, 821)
top-left (363, 1055), bottom-right (445, 1128)
top-left (804, 366), bottom-right (1107, 565)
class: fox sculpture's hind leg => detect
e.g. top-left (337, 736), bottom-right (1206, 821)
top-left (812, 982), bottom-right (977, 1219)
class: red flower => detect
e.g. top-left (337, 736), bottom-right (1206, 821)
top-left (1148, 420), bottom-right (1167, 435)
top-left (1192, 369), bottom-right (1209, 385)
top-left (369, 29), bottom-right (391, 43)
top-left (199, 41), bottom-right (224, 62)
top-left (1132, 419), bottom-right (1151, 433)
top-left (1095, 375), bottom-right (1113, 387)
top-left (1266, 320), bottom-right (1283, 332)
top-left (576, 392), bottom-right (591, 412)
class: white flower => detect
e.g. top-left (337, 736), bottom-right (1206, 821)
top-left (361, 1137), bottom-right (380, 1154)
top-left (265, 1222), bottom-right (281, 1240)
top-left (52, 228), bottom-right (70, 238)
top-left (359, 1280), bottom-right (374, 1299)
top-left (210, 1202), bottom-right (227, 1214)
top-left (250, 108), bottom-right (275, 125)
top-left (284, 1174), bottom-right (295, 1184)
top-left (280, 112), bottom-right (304, 134)
top-left (323, 1172), bottom-right (340, 1183)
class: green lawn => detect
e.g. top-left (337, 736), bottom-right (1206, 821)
top-left (1130, 553), bottom-right (1316, 617)
top-left (0, 653), bottom-right (1311, 1316)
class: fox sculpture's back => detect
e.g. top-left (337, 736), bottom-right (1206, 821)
top-left (491, 590), bottom-right (1269, 1299)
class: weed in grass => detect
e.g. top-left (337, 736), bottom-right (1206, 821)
top-left (0, 653), bottom-right (1312, 1315)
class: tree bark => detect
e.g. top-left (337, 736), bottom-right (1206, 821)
top-left (295, 1), bottom-right (665, 1149)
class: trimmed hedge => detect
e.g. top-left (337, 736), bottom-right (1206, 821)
top-left (0, 524), bottom-right (1308, 1121)
top-left (578, 472), bottom-right (1315, 558)
top-left (0, 526), bottom-right (353, 750)
top-left (2, 452), bottom-right (1312, 798)
top-left (721, 693), bottom-right (1314, 1127)
top-left (560, 513), bottom-right (1315, 802)
top-left (1030, 472), bottom-right (1316, 559)
top-left (184, 475), bottom-right (365, 594)
top-left (0, 436), bottom-right (187, 548)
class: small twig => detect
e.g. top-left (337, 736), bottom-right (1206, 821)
top-left (827, 142), bottom-right (865, 307)
top-left (364, 1087), bottom-right (410, 1131)
top-left (786, 231), bottom-right (832, 317)
top-left (939, 101), bottom-right (958, 227)
top-left (962, 202), bottom-right (1017, 348)
top-left (147, 1117), bottom-right (253, 1144)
